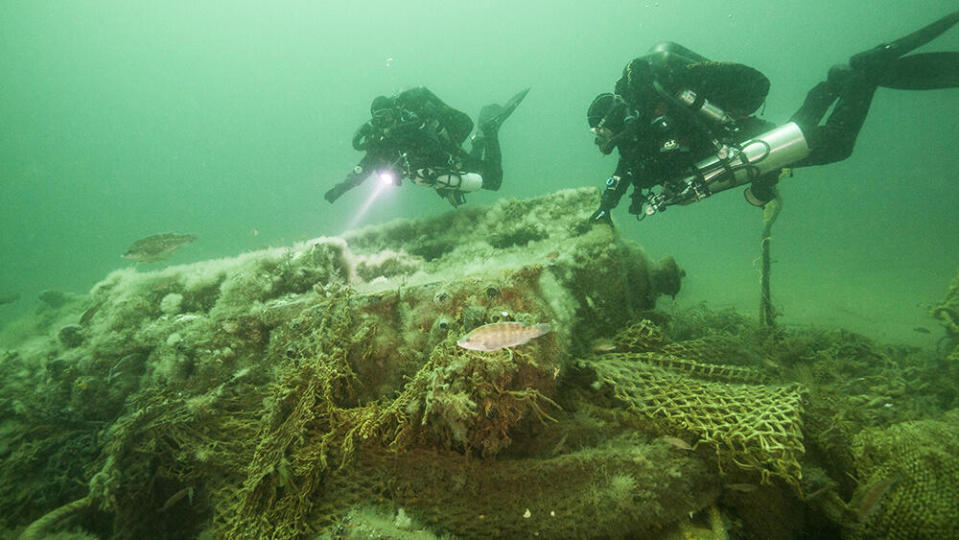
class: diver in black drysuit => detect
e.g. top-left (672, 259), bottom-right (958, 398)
top-left (587, 10), bottom-right (959, 223)
top-left (324, 86), bottom-right (529, 207)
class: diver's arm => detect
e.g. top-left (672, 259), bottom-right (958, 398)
top-left (589, 164), bottom-right (631, 223)
top-left (323, 153), bottom-right (379, 203)
top-left (352, 122), bottom-right (374, 151)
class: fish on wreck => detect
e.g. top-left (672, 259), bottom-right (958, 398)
top-left (122, 232), bottom-right (197, 263)
top-left (456, 321), bottom-right (552, 351)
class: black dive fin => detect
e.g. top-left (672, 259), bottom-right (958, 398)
top-left (851, 10), bottom-right (959, 72)
top-left (478, 87), bottom-right (531, 135)
top-left (879, 52), bottom-right (959, 89)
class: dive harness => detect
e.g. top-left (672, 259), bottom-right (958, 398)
top-left (630, 82), bottom-right (808, 217)
top-left (637, 122), bottom-right (809, 217)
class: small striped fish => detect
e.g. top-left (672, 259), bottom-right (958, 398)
top-left (857, 475), bottom-right (901, 522)
top-left (456, 322), bottom-right (552, 351)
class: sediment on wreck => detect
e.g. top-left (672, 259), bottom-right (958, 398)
top-left (4, 188), bottom-right (957, 539)
top-left (1, 188), bottom-right (688, 538)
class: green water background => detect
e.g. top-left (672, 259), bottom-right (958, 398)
top-left (2, 0), bottom-right (957, 348)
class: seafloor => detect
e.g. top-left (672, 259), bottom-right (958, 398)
top-left (1, 188), bottom-right (957, 539)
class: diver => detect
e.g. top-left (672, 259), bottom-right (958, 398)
top-left (586, 10), bottom-right (959, 223)
top-left (324, 86), bottom-right (530, 207)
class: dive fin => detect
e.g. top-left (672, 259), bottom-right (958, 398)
top-left (851, 10), bottom-right (959, 73)
top-left (879, 52), bottom-right (959, 89)
top-left (478, 87), bottom-right (531, 135)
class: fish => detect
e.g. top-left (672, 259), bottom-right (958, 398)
top-left (123, 233), bottom-right (197, 263)
top-left (659, 435), bottom-right (693, 450)
top-left (456, 321), bottom-right (551, 351)
top-left (38, 290), bottom-right (70, 308)
top-left (79, 301), bottom-right (104, 326)
top-left (857, 474), bottom-right (901, 522)
top-left (0, 293), bottom-right (20, 306)
top-left (590, 338), bottom-right (617, 352)
top-left (724, 483), bottom-right (759, 493)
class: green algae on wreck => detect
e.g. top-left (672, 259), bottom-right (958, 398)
top-left (2, 189), bottom-right (958, 539)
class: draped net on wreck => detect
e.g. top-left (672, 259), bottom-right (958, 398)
top-left (5, 189), bottom-right (959, 539)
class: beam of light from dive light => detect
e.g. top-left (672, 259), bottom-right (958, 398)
top-left (378, 170), bottom-right (397, 186)
top-left (344, 169), bottom-right (396, 232)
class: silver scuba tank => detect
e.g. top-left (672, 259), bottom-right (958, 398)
top-left (413, 169), bottom-right (484, 192)
top-left (664, 122), bottom-right (810, 208)
top-left (675, 89), bottom-right (737, 127)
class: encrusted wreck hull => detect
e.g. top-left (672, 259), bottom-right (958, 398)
top-left (4, 188), bottom-right (958, 539)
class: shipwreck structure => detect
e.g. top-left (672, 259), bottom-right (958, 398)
top-left (2, 188), bottom-right (957, 539)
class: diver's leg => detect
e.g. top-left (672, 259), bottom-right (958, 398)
top-left (851, 10), bottom-right (959, 75)
top-left (880, 52), bottom-right (959, 89)
top-left (789, 68), bottom-right (845, 134)
top-left (849, 11), bottom-right (959, 90)
top-left (793, 11), bottom-right (959, 168)
top-left (470, 89), bottom-right (527, 190)
top-left (792, 68), bottom-right (877, 167)
top-left (482, 137), bottom-right (503, 191)
top-left (479, 88), bottom-right (531, 136)
top-left (811, 74), bottom-right (877, 165)
top-left (480, 134), bottom-right (503, 191)
top-left (468, 134), bottom-right (486, 160)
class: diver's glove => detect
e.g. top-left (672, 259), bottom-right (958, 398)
top-left (324, 182), bottom-right (351, 203)
top-left (588, 181), bottom-right (622, 225)
top-left (589, 207), bottom-right (613, 225)
top-left (325, 164), bottom-right (371, 203)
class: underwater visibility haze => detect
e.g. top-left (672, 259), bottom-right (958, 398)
top-left (1, 1), bottom-right (958, 345)
top-left (1, 1), bottom-right (959, 538)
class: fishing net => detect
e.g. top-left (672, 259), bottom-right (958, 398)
top-left (314, 439), bottom-right (717, 539)
top-left (845, 415), bottom-right (959, 539)
top-left (590, 320), bottom-right (806, 490)
top-left (19, 191), bottom-right (959, 539)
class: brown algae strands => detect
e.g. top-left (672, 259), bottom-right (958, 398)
top-left (456, 322), bottom-right (552, 351)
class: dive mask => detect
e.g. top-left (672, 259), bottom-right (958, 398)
top-left (591, 126), bottom-right (615, 154)
top-left (371, 108), bottom-right (397, 129)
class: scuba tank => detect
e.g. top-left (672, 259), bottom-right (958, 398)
top-left (413, 169), bottom-right (484, 192)
top-left (643, 122), bottom-right (810, 214)
top-left (674, 88), bottom-right (737, 128)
